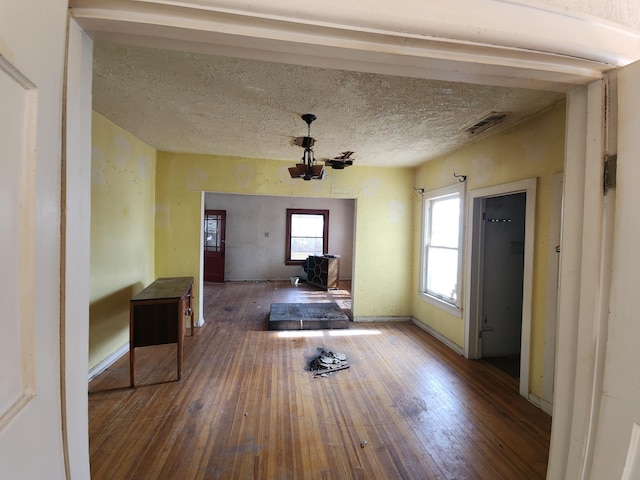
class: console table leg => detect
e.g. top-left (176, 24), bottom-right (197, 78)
top-left (177, 339), bottom-right (182, 381)
top-left (130, 346), bottom-right (135, 387)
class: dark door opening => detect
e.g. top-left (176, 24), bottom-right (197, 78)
top-left (480, 193), bottom-right (526, 379)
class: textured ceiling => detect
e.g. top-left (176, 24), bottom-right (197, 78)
top-left (92, 42), bottom-right (565, 168)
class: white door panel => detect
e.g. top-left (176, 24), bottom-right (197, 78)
top-left (0, 1), bottom-right (73, 479)
top-left (0, 60), bottom-right (35, 426)
top-left (590, 59), bottom-right (640, 478)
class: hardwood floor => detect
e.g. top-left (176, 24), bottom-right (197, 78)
top-left (89, 280), bottom-right (551, 479)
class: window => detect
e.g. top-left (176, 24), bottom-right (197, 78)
top-left (286, 209), bottom-right (329, 265)
top-left (420, 184), bottom-right (464, 313)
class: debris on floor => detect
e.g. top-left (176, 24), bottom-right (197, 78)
top-left (310, 350), bottom-right (349, 377)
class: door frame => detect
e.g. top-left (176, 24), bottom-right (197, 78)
top-left (464, 178), bottom-right (537, 399)
top-left (202, 209), bottom-right (226, 282)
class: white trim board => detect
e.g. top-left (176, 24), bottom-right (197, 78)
top-left (88, 343), bottom-right (128, 382)
top-left (353, 316), bottom-right (412, 323)
top-left (411, 319), bottom-right (464, 356)
top-left (191, 316), bottom-right (205, 329)
top-left (69, 0), bottom-right (640, 91)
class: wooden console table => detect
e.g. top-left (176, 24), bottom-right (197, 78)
top-left (129, 277), bottom-right (194, 387)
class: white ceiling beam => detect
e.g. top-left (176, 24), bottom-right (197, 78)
top-left (70, 0), bottom-right (640, 92)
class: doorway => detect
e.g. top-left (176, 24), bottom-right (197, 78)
top-left (465, 178), bottom-right (537, 398)
top-left (479, 193), bottom-right (526, 378)
top-left (203, 210), bottom-right (226, 282)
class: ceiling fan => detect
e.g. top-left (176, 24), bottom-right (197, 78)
top-left (325, 151), bottom-right (355, 169)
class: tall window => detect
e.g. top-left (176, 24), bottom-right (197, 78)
top-left (286, 209), bottom-right (329, 264)
top-left (420, 185), bottom-right (464, 312)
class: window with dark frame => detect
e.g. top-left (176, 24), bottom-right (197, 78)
top-left (286, 209), bottom-right (329, 265)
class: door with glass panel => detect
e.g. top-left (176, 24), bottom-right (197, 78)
top-left (203, 210), bottom-right (226, 282)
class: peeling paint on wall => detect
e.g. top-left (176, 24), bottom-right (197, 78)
top-left (388, 199), bottom-right (406, 223)
top-left (91, 146), bottom-right (106, 184)
top-left (361, 177), bottom-right (381, 196)
top-left (471, 153), bottom-right (496, 185)
top-left (232, 163), bottom-right (253, 189)
top-left (114, 134), bottom-right (131, 168)
top-left (155, 203), bottom-right (170, 228)
top-left (138, 154), bottom-right (152, 179)
top-left (186, 167), bottom-right (208, 190)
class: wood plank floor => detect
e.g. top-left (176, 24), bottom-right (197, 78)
top-left (89, 280), bottom-right (551, 479)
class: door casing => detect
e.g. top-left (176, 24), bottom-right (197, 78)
top-left (464, 178), bottom-right (537, 399)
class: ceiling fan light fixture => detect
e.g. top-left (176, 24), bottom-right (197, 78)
top-left (289, 113), bottom-right (326, 181)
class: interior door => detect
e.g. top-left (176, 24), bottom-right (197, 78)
top-left (0, 1), bottom-right (73, 478)
top-left (480, 193), bottom-right (526, 360)
top-left (588, 60), bottom-right (640, 478)
top-left (203, 210), bottom-right (226, 282)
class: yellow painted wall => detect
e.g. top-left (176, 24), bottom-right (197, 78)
top-left (411, 103), bottom-right (566, 397)
top-left (89, 112), bottom-right (156, 370)
top-left (90, 104), bottom-right (564, 399)
top-left (154, 153), bottom-right (415, 321)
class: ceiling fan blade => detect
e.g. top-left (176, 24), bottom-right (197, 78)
top-left (325, 158), bottom-right (354, 169)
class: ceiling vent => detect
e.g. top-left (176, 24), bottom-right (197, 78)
top-left (462, 112), bottom-right (508, 136)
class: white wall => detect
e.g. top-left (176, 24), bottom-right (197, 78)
top-left (204, 193), bottom-right (354, 281)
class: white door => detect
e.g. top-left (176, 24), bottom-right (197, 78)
top-left (588, 60), bottom-right (640, 478)
top-left (0, 1), bottom-right (80, 479)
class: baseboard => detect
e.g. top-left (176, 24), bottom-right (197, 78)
top-left (89, 318), bottom-right (204, 382)
top-left (353, 316), bottom-right (412, 323)
top-left (411, 318), bottom-right (464, 356)
top-left (528, 392), bottom-right (553, 415)
top-left (88, 342), bottom-right (129, 382)
top-left (188, 316), bottom-right (205, 330)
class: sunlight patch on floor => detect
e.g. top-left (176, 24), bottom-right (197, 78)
top-left (277, 331), bottom-right (325, 338)
top-left (328, 329), bottom-right (381, 336)
top-left (277, 329), bottom-right (381, 338)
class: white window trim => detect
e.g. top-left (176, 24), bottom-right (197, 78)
top-left (419, 183), bottom-right (465, 317)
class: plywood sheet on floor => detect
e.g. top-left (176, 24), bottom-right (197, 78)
top-left (269, 302), bottom-right (349, 330)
